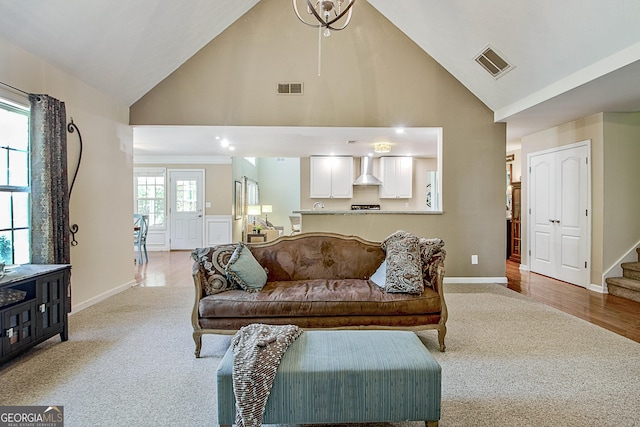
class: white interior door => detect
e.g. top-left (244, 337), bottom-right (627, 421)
top-left (169, 170), bottom-right (204, 250)
top-left (530, 152), bottom-right (555, 277)
top-left (529, 143), bottom-right (590, 287)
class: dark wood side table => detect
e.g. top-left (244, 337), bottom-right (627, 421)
top-left (247, 233), bottom-right (267, 243)
top-left (0, 264), bottom-right (71, 364)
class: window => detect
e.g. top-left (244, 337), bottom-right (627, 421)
top-left (0, 100), bottom-right (30, 265)
top-left (134, 168), bottom-right (166, 229)
top-left (175, 179), bottom-right (198, 213)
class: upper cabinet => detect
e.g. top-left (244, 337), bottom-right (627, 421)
top-left (310, 156), bottom-right (353, 198)
top-left (379, 157), bottom-right (413, 199)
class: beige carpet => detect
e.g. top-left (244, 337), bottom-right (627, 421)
top-left (1, 283), bottom-right (639, 427)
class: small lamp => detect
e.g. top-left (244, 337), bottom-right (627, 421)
top-left (247, 205), bottom-right (261, 227)
top-left (261, 205), bottom-right (272, 223)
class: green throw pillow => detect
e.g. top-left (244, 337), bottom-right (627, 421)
top-left (225, 243), bottom-right (268, 292)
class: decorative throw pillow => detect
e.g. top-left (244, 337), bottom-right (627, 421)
top-left (381, 230), bottom-right (413, 252)
top-left (382, 232), bottom-right (424, 294)
top-left (225, 243), bottom-right (268, 292)
top-left (370, 260), bottom-right (387, 288)
top-left (191, 245), bottom-right (239, 295)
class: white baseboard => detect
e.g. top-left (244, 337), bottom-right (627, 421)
top-left (70, 280), bottom-right (135, 314)
top-left (444, 277), bottom-right (508, 284)
top-left (588, 283), bottom-right (606, 294)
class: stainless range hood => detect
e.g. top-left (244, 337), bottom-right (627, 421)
top-left (353, 156), bottom-right (382, 185)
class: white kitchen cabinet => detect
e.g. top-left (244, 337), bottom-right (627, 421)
top-left (310, 156), bottom-right (353, 198)
top-left (379, 156), bottom-right (413, 198)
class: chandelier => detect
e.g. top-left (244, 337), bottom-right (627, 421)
top-left (293, 0), bottom-right (356, 35)
top-left (374, 143), bottom-right (391, 154)
top-left (293, 0), bottom-right (356, 75)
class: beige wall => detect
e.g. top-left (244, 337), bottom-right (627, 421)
top-left (135, 163), bottom-right (233, 216)
top-left (521, 114), bottom-right (604, 286)
top-left (520, 112), bottom-right (640, 288)
top-left (130, 0), bottom-right (507, 279)
top-left (602, 112), bottom-right (640, 271)
top-left (1, 37), bottom-right (133, 311)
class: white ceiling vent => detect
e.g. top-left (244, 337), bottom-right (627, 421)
top-left (277, 82), bottom-right (303, 95)
top-left (474, 46), bottom-right (514, 79)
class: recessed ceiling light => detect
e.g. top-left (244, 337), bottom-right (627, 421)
top-left (228, 146), bottom-right (235, 151)
top-left (220, 139), bottom-right (229, 148)
top-left (395, 128), bottom-right (405, 134)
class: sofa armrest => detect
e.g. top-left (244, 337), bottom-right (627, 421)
top-left (429, 254), bottom-right (445, 293)
top-left (192, 263), bottom-right (207, 299)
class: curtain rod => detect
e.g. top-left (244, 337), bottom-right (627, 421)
top-left (0, 80), bottom-right (29, 96)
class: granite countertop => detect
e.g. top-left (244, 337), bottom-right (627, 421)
top-left (293, 210), bottom-right (442, 215)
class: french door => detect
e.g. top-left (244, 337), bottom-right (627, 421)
top-left (169, 170), bottom-right (204, 250)
top-left (529, 142), bottom-right (590, 287)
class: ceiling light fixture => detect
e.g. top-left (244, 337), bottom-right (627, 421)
top-left (374, 143), bottom-right (391, 154)
top-left (293, 0), bottom-right (356, 76)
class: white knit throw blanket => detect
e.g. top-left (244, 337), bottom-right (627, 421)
top-left (231, 323), bottom-right (303, 427)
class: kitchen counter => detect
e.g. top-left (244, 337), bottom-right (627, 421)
top-left (293, 210), bottom-right (442, 215)
top-left (292, 209), bottom-right (443, 242)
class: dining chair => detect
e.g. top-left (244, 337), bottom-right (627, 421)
top-left (289, 215), bottom-right (301, 235)
top-left (133, 214), bottom-right (149, 264)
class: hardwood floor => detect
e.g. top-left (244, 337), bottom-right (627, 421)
top-left (506, 259), bottom-right (640, 344)
top-left (135, 251), bottom-right (640, 344)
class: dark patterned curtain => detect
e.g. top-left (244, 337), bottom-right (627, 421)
top-left (29, 94), bottom-right (70, 264)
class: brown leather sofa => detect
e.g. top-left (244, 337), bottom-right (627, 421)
top-left (191, 232), bottom-right (447, 357)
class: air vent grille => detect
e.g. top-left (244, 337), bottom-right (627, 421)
top-left (475, 46), bottom-right (513, 79)
top-left (277, 82), bottom-right (303, 95)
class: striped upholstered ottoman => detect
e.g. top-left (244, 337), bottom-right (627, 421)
top-left (217, 330), bottom-right (441, 426)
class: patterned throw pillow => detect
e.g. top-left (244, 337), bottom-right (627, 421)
top-left (225, 243), bottom-right (268, 292)
top-left (191, 245), bottom-right (239, 295)
top-left (418, 237), bottom-right (445, 289)
top-left (382, 232), bottom-right (446, 290)
top-left (382, 232), bottom-right (424, 294)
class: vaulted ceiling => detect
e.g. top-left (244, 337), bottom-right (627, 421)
top-left (1, 0), bottom-right (639, 152)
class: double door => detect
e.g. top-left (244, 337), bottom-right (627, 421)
top-left (529, 143), bottom-right (590, 287)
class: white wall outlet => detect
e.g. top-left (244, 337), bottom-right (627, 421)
top-left (471, 254), bottom-right (478, 264)
top-left (205, 202), bottom-right (212, 208)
